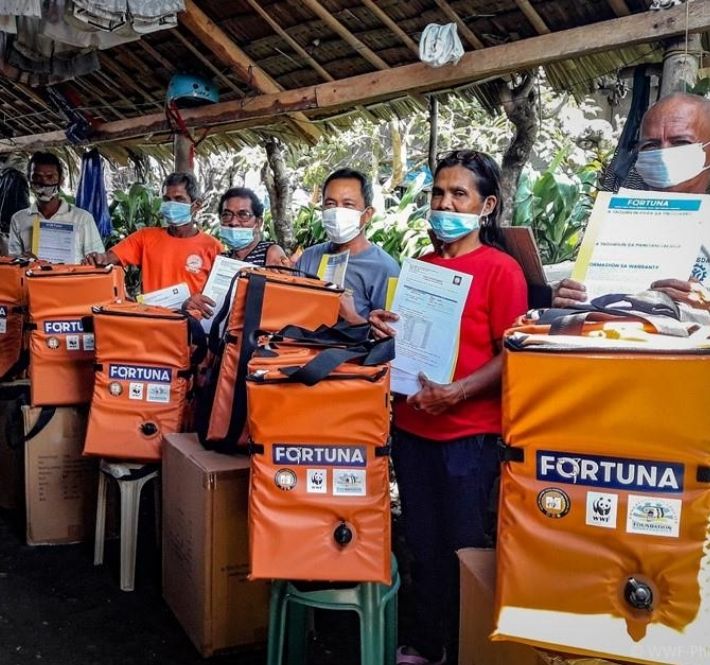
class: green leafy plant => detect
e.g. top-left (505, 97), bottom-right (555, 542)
top-left (366, 173), bottom-right (431, 263)
top-left (107, 183), bottom-right (163, 296)
top-left (513, 150), bottom-right (597, 264)
top-left (107, 182), bottom-right (163, 248)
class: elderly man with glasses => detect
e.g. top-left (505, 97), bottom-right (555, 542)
top-left (181, 186), bottom-right (287, 319)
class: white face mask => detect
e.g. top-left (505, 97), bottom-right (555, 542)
top-left (635, 142), bottom-right (710, 189)
top-left (322, 207), bottom-right (363, 244)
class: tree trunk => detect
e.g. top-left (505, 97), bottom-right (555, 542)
top-left (263, 137), bottom-right (294, 251)
top-left (497, 73), bottom-right (540, 227)
top-left (389, 119), bottom-right (404, 189)
top-left (428, 97), bottom-right (439, 177)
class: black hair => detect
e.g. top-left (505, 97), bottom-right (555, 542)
top-left (28, 152), bottom-right (63, 182)
top-left (218, 187), bottom-right (264, 218)
top-left (163, 171), bottom-right (200, 202)
top-left (434, 150), bottom-right (505, 249)
top-left (323, 168), bottom-right (373, 207)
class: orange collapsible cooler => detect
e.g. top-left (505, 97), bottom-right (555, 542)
top-left (200, 267), bottom-right (342, 452)
top-left (493, 337), bottom-right (710, 665)
top-left (0, 257), bottom-right (30, 381)
top-left (26, 264), bottom-right (125, 406)
top-left (246, 336), bottom-right (393, 584)
top-left (84, 303), bottom-right (198, 461)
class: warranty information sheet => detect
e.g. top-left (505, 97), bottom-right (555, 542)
top-left (572, 191), bottom-right (707, 300)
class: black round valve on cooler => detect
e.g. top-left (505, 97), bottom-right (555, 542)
top-left (624, 577), bottom-right (654, 611)
top-left (140, 422), bottom-right (158, 437)
top-left (333, 522), bottom-right (353, 547)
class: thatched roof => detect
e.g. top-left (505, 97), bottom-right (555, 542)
top-left (0, 0), bottom-right (707, 159)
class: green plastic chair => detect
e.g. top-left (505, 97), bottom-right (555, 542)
top-left (267, 555), bottom-right (400, 665)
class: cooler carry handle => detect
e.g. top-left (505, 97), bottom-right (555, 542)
top-left (279, 336), bottom-right (395, 386)
top-left (250, 321), bottom-right (372, 349)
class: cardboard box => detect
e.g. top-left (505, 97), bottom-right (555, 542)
top-left (458, 548), bottom-right (542, 665)
top-left (23, 405), bottom-right (99, 545)
top-left (162, 433), bottom-right (269, 657)
top-left (0, 380), bottom-right (30, 510)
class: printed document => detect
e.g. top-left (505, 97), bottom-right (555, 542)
top-left (201, 255), bottom-right (252, 331)
top-left (572, 191), bottom-right (707, 300)
top-left (389, 258), bottom-right (472, 395)
top-left (317, 250), bottom-right (350, 287)
top-left (33, 219), bottom-right (75, 263)
top-left (138, 282), bottom-right (190, 310)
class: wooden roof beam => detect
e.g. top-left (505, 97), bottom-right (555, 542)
top-left (299, 0), bottom-right (390, 69)
top-left (514, 0), bottom-right (551, 35)
top-left (606, 0), bottom-right (632, 17)
top-left (98, 55), bottom-right (162, 108)
top-left (2, 1), bottom-right (708, 152)
top-left (433, 0), bottom-right (485, 50)
top-left (243, 0), bottom-right (334, 82)
top-left (179, 0), bottom-right (320, 144)
top-left (359, 0), bottom-right (420, 57)
top-left (137, 39), bottom-right (177, 73)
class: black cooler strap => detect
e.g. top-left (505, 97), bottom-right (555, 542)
top-left (279, 337), bottom-right (395, 386)
top-left (225, 273), bottom-right (267, 442)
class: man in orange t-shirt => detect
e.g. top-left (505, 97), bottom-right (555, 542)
top-left (86, 172), bottom-right (223, 294)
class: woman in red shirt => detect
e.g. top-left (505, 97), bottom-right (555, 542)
top-left (371, 150), bottom-right (528, 665)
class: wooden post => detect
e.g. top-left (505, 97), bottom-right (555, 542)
top-left (660, 34), bottom-right (702, 97)
top-left (428, 97), bottom-right (439, 177)
top-left (173, 133), bottom-right (193, 173)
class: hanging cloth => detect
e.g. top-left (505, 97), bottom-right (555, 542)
top-left (599, 66), bottom-right (651, 192)
top-left (76, 149), bottom-right (112, 238)
top-left (0, 166), bottom-right (29, 234)
top-left (419, 23), bottom-right (464, 68)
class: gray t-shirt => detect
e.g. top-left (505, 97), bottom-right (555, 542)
top-left (296, 242), bottom-right (400, 318)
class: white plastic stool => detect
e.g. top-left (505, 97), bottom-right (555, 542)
top-left (93, 459), bottom-right (160, 592)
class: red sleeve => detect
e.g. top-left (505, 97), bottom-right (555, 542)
top-left (111, 229), bottom-right (146, 267)
top-left (488, 258), bottom-right (528, 341)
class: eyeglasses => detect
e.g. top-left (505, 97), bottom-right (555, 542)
top-left (436, 149), bottom-right (483, 164)
top-left (220, 209), bottom-right (256, 224)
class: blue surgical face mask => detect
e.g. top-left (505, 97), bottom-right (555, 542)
top-left (635, 142), bottom-right (710, 189)
top-left (160, 200), bottom-right (193, 226)
top-left (220, 225), bottom-right (254, 249)
top-left (428, 209), bottom-right (481, 243)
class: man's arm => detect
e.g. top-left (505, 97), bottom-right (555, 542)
top-left (8, 213), bottom-right (26, 257)
top-left (81, 214), bottom-right (106, 256)
top-left (85, 249), bottom-right (121, 266)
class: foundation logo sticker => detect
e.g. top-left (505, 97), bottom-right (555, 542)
top-left (0, 306), bottom-right (6, 335)
top-left (585, 491), bottom-right (618, 529)
top-left (146, 383), bottom-right (170, 404)
top-left (626, 494), bottom-right (682, 538)
top-left (537, 450), bottom-right (683, 494)
top-left (82, 334), bottom-right (95, 351)
top-left (274, 468), bottom-right (297, 491)
top-left (333, 469), bottom-right (366, 497)
top-left (536, 487), bottom-right (570, 519)
top-left (273, 445), bottom-right (367, 467)
top-left (306, 469), bottom-right (327, 494)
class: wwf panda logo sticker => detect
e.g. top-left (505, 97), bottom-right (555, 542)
top-left (536, 487), bottom-right (570, 519)
top-left (585, 491), bottom-right (618, 529)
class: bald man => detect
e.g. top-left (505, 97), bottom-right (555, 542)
top-left (554, 92), bottom-right (710, 309)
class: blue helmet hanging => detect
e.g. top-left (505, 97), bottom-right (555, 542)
top-left (166, 74), bottom-right (219, 108)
